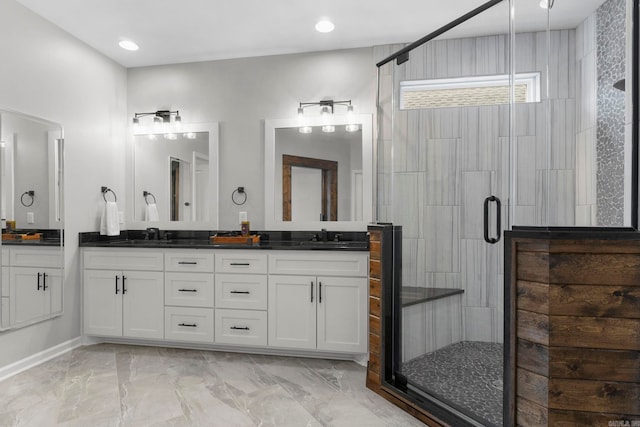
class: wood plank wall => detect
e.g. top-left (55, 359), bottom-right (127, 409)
top-left (513, 238), bottom-right (640, 426)
top-left (365, 226), bottom-right (447, 427)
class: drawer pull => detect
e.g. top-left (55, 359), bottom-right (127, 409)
top-left (230, 326), bottom-right (250, 331)
top-left (122, 275), bottom-right (127, 294)
top-left (319, 282), bottom-right (322, 303)
top-left (178, 261), bottom-right (198, 265)
top-left (115, 276), bottom-right (119, 294)
top-left (230, 262), bottom-right (250, 266)
top-left (178, 323), bottom-right (197, 327)
top-left (43, 273), bottom-right (48, 291)
top-left (230, 290), bottom-right (250, 294)
top-left (37, 272), bottom-right (42, 290)
top-left (310, 281), bottom-right (314, 302)
top-left (178, 289), bottom-right (198, 293)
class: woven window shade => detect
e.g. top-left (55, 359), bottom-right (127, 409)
top-left (403, 84), bottom-right (529, 109)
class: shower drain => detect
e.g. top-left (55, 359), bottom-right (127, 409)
top-left (490, 379), bottom-right (503, 391)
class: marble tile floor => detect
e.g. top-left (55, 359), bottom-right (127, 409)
top-left (0, 344), bottom-right (426, 427)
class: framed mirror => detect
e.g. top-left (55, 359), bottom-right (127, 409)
top-left (265, 114), bottom-right (373, 230)
top-left (0, 108), bottom-right (64, 332)
top-left (129, 122), bottom-right (219, 229)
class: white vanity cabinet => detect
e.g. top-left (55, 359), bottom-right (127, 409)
top-left (6, 247), bottom-right (63, 329)
top-left (164, 251), bottom-right (214, 343)
top-left (82, 246), bottom-right (369, 356)
top-left (83, 249), bottom-right (164, 339)
top-left (1, 248), bottom-right (9, 328)
top-left (268, 252), bottom-right (368, 353)
top-left (214, 251), bottom-right (268, 346)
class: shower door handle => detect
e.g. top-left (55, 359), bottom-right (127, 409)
top-left (483, 195), bottom-right (501, 244)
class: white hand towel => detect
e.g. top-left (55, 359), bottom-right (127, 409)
top-left (145, 203), bottom-right (160, 222)
top-left (100, 201), bottom-right (120, 236)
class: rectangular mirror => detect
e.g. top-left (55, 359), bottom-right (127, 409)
top-left (265, 114), bottom-right (373, 230)
top-left (0, 109), bottom-right (64, 332)
top-left (130, 122), bottom-right (219, 229)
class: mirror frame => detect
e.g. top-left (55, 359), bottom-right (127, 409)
top-left (0, 107), bottom-right (65, 332)
top-left (128, 122), bottom-right (219, 230)
top-left (264, 114), bottom-right (373, 231)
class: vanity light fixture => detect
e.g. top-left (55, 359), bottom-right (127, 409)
top-left (132, 110), bottom-right (182, 131)
top-left (296, 99), bottom-right (355, 133)
top-left (297, 100), bottom-right (353, 117)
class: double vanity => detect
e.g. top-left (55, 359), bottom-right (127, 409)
top-left (80, 230), bottom-right (370, 358)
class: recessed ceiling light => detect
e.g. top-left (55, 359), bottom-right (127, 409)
top-left (315, 20), bottom-right (335, 33)
top-left (119, 39), bottom-right (139, 51)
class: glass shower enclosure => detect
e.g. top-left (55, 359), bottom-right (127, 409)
top-left (375, 0), bottom-right (635, 425)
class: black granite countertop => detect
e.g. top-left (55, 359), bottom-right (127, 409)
top-left (401, 287), bottom-right (464, 307)
top-left (79, 230), bottom-right (369, 251)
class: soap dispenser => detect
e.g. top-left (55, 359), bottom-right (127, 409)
top-left (239, 211), bottom-right (250, 237)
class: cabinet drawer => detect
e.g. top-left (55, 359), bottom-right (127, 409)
top-left (215, 252), bottom-right (267, 274)
top-left (1, 297), bottom-right (8, 329)
top-left (165, 272), bottom-right (214, 308)
top-left (164, 307), bottom-right (214, 343)
top-left (11, 247), bottom-right (62, 268)
top-left (215, 309), bottom-right (267, 346)
top-left (215, 274), bottom-right (267, 310)
top-left (83, 249), bottom-right (163, 271)
top-left (269, 251), bottom-right (369, 277)
top-left (165, 251), bottom-right (214, 273)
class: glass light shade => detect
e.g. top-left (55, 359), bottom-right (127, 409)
top-left (322, 125), bottom-right (335, 133)
top-left (321, 106), bottom-right (331, 116)
top-left (345, 124), bottom-right (360, 132)
top-left (299, 126), bottom-right (313, 134)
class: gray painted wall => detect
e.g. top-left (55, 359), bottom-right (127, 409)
top-left (127, 49), bottom-right (377, 230)
top-left (0, 0), bottom-right (127, 369)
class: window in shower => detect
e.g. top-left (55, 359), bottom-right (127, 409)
top-left (399, 72), bottom-right (541, 109)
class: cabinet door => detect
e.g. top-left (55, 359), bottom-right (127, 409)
top-left (316, 276), bottom-right (368, 353)
top-left (43, 268), bottom-right (63, 316)
top-left (268, 275), bottom-right (316, 349)
top-left (122, 271), bottom-right (164, 339)
top-left (83, 269), bottom-right (122, 337)
top-left (10, 267), bottom-right (48, 327)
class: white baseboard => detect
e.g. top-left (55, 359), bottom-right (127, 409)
top-left (0, 337), bottom-right (83, 382)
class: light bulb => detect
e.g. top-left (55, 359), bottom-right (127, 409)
top-left (321, 106), bottom-right (331, 117)
top-left (299, 126), bottom-right (313, 134)
top-left (174, 114), bottom-right (182, 130)
top-left (297, 107), bottom-right (304, 119)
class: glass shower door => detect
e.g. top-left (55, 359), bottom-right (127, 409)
top-left (376, 1), bottom-right (514, 425)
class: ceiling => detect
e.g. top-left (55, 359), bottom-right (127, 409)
top-left (16, 0), bottom-right (606, 68)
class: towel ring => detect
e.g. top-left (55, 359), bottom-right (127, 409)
top-left (231, 187), bottom-right (247, 206)
top-left (143, 191), bottom-right (157, 205)
top-left (20, 190), bottom-right (35, 207)
top-left (101, 186), bottom-right (117, 203)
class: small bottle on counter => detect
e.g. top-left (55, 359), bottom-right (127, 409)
top-left (241, 220), bottom-right (250, 237)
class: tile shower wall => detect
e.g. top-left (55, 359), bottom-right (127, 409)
top-left (375, 29), bottom-right (578, 350)
top-left (596, 0), bottom-right (626, 226)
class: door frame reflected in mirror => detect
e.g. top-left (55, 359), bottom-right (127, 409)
top-left (264, 114), bottom-right (373, 231)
